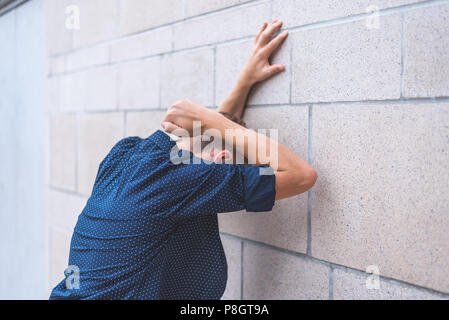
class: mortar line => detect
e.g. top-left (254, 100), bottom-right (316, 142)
top-left (240, 241), bottom-right (244, 300)
top-left (170, 26), bottom-right (175, 52)
top-left (241, 97), bottom-right (449, 108)
top-left (123, 111), bottom-right (127, 137)
top-left (306, 105), bottom-right (313, 256)
top-left (182, 0), bottom-right (187, 19)
top-left (400, 12), bottom-right (406, 98)
top-left (158, 56), bottom-right (162, 109)
top-left (213, 47), bottom-right (217, 107)
top-left (116, 0), bottom-right (121, 44)
top-left (47, 222), bottom-right (75, 236)
top-left (48, 0), bottom-right (449, 61)
top-left (288, 44), bottom-right (293, 104)
top-left (269, 0), bottom-right (273, 20)
top-left (74, 113), bottom-right (79, 193)
top-left (77, 105), bottom-right (215, 115)
top-left (0, 0), bottom-right (28, 17)
top-left (329, 267), bottom-right (334, 300)
top-left (115, 65), bottom-right (120, 111)
top-left (48, 185), bottom-right (87, 198)
top-left (55, 97), bottom-right (449, 118)
top-left (219, 232), bottom-right (449, 298)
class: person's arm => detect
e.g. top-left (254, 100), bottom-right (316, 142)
top-left (217, 19), bottom-right (288, 120)
top-left (162, 101), bottom-right (317, 200)
top-left (205, 112), bottom-right (317, 200)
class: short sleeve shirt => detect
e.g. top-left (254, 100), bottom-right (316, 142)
top-left (49, 129), bottom-right (276, 300)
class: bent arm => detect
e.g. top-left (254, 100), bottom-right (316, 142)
top-left (204, 112), bottom-right (317, 200)
top-left (163, 20), bottom-right (317, 200)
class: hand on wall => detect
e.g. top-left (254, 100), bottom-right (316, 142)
top-left (239, 19), bottom-right (289, 86)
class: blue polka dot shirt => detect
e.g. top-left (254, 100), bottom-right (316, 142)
top-left (49, 129), bottom-right (276, 300)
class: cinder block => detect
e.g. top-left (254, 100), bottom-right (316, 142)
top-left (220, 235), bottom-right (242, 300)
top-left (243, 243), bottom-right (330, 299)
top-left (173, 1), bottom-right (270, 50)
top-left (110, 27), bottom-right (172, 63)
top-left (66, 45), bottom-right (109, 72)
top-left (160, 49), bottom-right (214, 108)
top-left (273, 0), bottom-right (422, 28)
top-left (48, 227), bottom-right (72, 290)
top-left (119, 0), bottom-right (183, 36)
top-left (45, 0), bottom-right (73, 55)
top-left (84, 66), bottom-right (118, 111)
top-left (46, 77), bottom-right (60, 113)
top-left (291, 14), bottom-right (401, 103)
top-left (333, 268), bottom-right (446, 300)
top-left (215, 39), bottom-right (290, 106)
top-left (60, 71), bottom-right (85, 113)
top-left (47, 189), bottom-right (87, 233)
top-left (77, 113), bottom-right (124, 196)
top-left (311, 103), bottom-right (449, 293)
top-left (49, 115), bottom-right (77, 191)
top-left (185, 0), bottom-right (251, 17)
top-left (72, 0), bottom-right (119, 49)
top-left (119, 58), bottom-right (160, 110)
top-left (218, 106), bottom-right (309, 254)
top-left (49, 56), bottom-right (66, 76)
top-left (125, 111), bottom-right (166, 138)
top-left (404, 4), bottom-right (449, 98)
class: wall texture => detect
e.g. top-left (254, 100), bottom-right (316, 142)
top-left (44, 0), bottom-right (449, 299)
top-left (0, 0), bottom-right (46, 299)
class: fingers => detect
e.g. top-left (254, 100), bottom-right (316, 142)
top-left (161, 121), bottom-right (182, 134)
top-left (260, 20), bottom-right (283, 44)
top-left (263, 30), bottom-right (288, 55)
top-left (255, 21), bottom-right (268, 43)
top-left (265, 64), bottom-right (285, 78)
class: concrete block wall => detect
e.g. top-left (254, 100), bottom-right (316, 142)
top-left (45, 0), bottom-right (449, 299)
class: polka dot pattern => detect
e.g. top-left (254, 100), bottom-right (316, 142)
top-left (49, 130), bottom-right (276, 300)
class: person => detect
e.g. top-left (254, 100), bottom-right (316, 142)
top-left (49, 19), bottom-right (317, 300)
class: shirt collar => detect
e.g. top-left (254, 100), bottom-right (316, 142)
top-left (148, 129), bottom-right (178, 151)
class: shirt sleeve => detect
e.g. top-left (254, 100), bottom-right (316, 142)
top-left (93, 137), bottom-right (142, 192)
top-left (165, 162), bottom-right (276, 220)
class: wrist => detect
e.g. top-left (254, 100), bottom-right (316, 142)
top-left (203, 108), bottom-right (221, 131)
top-left (236, 71), bottom-right (256, 90)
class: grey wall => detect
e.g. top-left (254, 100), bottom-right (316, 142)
top-left (0, 0), bottom-right (46, 299)
top-left (44, 0), bottom-right (449, 300)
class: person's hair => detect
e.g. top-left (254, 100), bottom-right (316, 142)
top-left (218, 111), bottom-right (247, 128)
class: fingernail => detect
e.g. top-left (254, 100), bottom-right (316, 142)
top-left (161, 122), bottom-right (167, 129)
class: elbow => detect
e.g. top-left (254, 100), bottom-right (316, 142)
top-left (298, 168), bottom-right (318, 192)
top-left (306, 168), bottom-right (318, 189)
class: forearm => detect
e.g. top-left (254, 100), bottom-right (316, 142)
top-left (216, 75), bottom-right (252, 120)
top-left (205, 111), bottom-right (307, 172)
top-left (206, 110), bottom-right (317, 199)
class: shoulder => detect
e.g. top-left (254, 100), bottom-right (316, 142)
top-left (111, 136), bottom-right (143, 153)
top-left (99, 136), bottom-right (143, 169)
